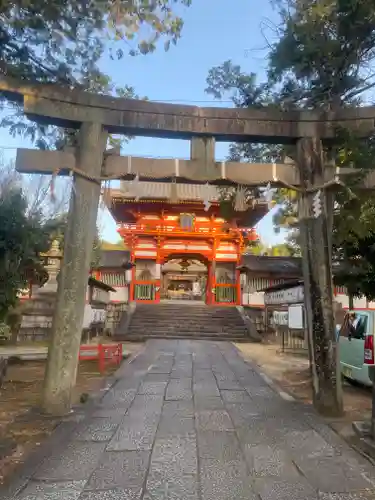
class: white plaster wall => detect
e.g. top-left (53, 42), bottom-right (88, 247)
top-left (110, 287), bottom-right (128, 303)
top-left (135, 259), bottom-right (157, 279)
top-left (248, 292), bottom-right (265, 306)
top-left (215, 262), bottom-right (236, 281)
top-left (241, 288), bottom-right (375, 310)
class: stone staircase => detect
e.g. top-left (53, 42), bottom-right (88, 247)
top-left (114, 302), bottom-right (255, 341)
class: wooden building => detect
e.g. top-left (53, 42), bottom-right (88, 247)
top-left (238, 255), bottom-right (375, 311)
top-left (100, 180), bottom-right (266, 305)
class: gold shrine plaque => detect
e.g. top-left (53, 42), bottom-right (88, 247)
top-left (180, 213), bottom-right (195, 230)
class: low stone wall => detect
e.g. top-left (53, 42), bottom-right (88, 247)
top-left (243, 306), bottom-right (266, 335)
top-left (105, 302), bottom-right (128, 336)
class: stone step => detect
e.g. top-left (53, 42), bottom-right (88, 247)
top-left (128, 321), bottom-right (246, 327)
top-left (115, 302), bottom-right (251, 342)
top-left (117, 333), bottom-right (249, 342)
top-left (126, 326), bottom-right (247, 335)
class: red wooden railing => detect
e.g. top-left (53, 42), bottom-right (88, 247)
top-left (79, 343), bottom-right (123, 374)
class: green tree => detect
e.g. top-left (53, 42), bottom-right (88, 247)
top-left (0, 0), bottom-right (191, 148)
top-left (206, 1), bottom-right (375, 294)
top-left (206, 0), bottom-right (375, 417)
top-left (268, 0), bottom-right (375, 299)
top-left (0, 182), bottom-right (49, 322)
top-left (247, 240), bottom-right (295, 257)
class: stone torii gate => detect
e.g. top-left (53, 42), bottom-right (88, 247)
top-left (2, 76), bottom-right (375, 417)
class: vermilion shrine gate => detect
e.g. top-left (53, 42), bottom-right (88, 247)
top-left (3, 75), bottom-right (375, 417)
top-left (105, 181), bottom-right (263, 305)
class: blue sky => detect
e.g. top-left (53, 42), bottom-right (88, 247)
top-left (0, 0), bottom-right (287, 246)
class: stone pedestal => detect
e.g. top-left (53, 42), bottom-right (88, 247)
top-left (19, 241), bottom-right (62, 341)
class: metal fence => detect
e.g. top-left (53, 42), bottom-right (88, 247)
top-left (279, 328), bottom-right (309, 356)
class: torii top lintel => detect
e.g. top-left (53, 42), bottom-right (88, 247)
top-left (1, 76), bottom-right (375, 144)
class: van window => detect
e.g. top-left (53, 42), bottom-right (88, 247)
top-left (339, 313), bottom-right (368, 340)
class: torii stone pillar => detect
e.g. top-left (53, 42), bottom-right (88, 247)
top-left (297, 137), bottom-right (343, 417)
top-left (42, 122), bottom-right (107, 416)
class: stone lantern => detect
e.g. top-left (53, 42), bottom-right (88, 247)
top-left (19, 240), bottom-right (63, 341)
top-left (37, 240), bottom-right (63, 295)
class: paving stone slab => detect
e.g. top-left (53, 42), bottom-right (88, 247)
top-left (162, 400), bottom-right (194, 417)
top-left (249, 399), bottom-right (295, 416)
top-left (150, 435), bottom-right (197, 475)
top-left (157, 416), bottom-right (196, 438)
top-left (283, 429), bottom-right (337, 459)
top-left (318, 493), bottom-right (375, 500)
top-left (200, 459), bottom-right (257, 500)
top-left (165, 384), bottom-right (193, 401)
top-left (254, 477), bottom-right (318, 500)
top-left (167, 378), bottom-right (193, 389)
top-left (170, 370), bottom-right (193, 379)
top-left (216, 380), bottom-right (243, 391)
top-left (111, 379), bottom-right (142, 391)
top-left (84, 450), bottom-right (150, 490)
top-left (91, 409), bottom-right (128, 423)
top-left (144, 473), bottom-right (199, 500)
top-left (143, 373), bottom-right (170, 383)
top-left (137, 382), bottom-right (168, 395)
top-left (147, 366), bottom-right (173, 374)
top-left (193, 371), bottom-right (216, 382)
top-left (73, 419), bottom-right (119, 442)
top-left (34, 442), bottom-right (106, 481)
top-left (100, 389), bottom-right (137, 409)
top-left (220, 390), bottom-right (252, 404)
top-left (78, 488), bottom-right (142, 500)
top-left (127, 397), bottom-right (164, 417)
top-left (224, 403), bottom-right (261, 427)
top-left (130, 394), bottom-right (165, 409)
top-left (6, 339), bottom-right (375, 500)
top-left (196, 410), bottom-right (234, 431)
top-left (15, 480), bottom-right (86, 500)
top-left (244, 386), bottom-right (276, 398)
top-left (193, 382), bottom-right (220, 396)
top-left (244, 444), bottom-right (300, 478)
top-left (295, 455), bottom-right (375, 493)
top-left (237, 425), bottom-right (282, 449)
top-left (194, 396), bottom-right (225, 411)
top-left (197, 431), bottom-right (242, 461)
top-left (106, 418), bottom-right (159, 451)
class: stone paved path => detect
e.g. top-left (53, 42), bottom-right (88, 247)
top-left (4, 340), bottom-right (375, 499)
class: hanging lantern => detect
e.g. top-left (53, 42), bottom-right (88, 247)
top-left (179, 258), bottom-right (190, 273)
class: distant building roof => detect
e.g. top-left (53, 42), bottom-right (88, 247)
top-left (260, 279), bottom-right (303, 293)
top-left (88, 276), bottom-right (116, 292)
top-left (237, 255), bottom-right (302, 277)
top-left (98, 250), bottom-right (131, 269)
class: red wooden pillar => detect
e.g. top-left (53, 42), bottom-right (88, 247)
top-left (206, 262), bottom-right (212, 305)
top-left (236, 242), bottom-right (241, 305)
top-left (129, 252), bottom-right (135, 302)
top-left (235, 268), bottom-right (241, 305)
top-left (210, 237), bottom-right (218, 305)
top-left (155, 252), bottom-right (161, 303)
top-left (210, 260), bottom-right (217, 305)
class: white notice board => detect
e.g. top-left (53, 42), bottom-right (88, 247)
top-left (288, 305), bottom-right (304, 329)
